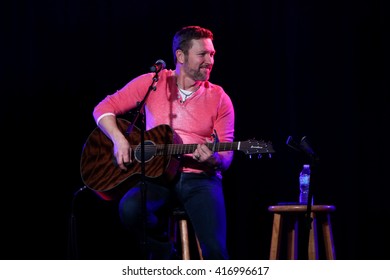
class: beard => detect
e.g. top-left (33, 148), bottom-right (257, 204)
top-left (183, 63), bottom-right (211, 82)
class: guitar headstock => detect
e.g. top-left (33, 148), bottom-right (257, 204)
top-left (238, 139), bottom-right (275, 155)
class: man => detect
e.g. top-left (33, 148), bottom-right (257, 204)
top-left (92, 25), bottom-right (235, 259)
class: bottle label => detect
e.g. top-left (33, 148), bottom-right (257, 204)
top-left (299, 175), bottom-right (310, 185)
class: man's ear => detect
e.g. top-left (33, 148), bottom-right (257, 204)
top-left (176, 49), bottom-right (185, 64)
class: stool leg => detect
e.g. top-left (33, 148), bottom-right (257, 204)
top-left (308, 212), bottom-right (319, 260)
top-left (322, 214), bottom-right (336, 259)
top-left (195, 235), bottom-right (203, 260)
top-left (269, 213), bottom-right (282, 259)
top-left (179, 219), bottom-right (190, 260)
top-left (287, 215), bottom-right (298, 260)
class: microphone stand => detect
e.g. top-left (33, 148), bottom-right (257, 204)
top-left (125, 70), bottom-right (161, 259)
top-left (286, 136), bottom-right (320, 259)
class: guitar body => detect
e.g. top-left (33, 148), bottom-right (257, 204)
top-left (80, 119), bottom-right (181, 201)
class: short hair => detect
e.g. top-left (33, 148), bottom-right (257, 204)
top-left (172, 26), bottom-right (214, 64)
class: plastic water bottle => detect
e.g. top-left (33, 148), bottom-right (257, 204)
top-left (299, 164), bottom-right (311, 204)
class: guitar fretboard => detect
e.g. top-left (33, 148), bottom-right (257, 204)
top-left (156, 142), bottom-right (239, 155)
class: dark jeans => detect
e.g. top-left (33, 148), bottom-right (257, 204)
top-left (118, 172), bottom-right (229, 260)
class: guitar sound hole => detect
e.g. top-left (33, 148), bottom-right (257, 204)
top-left (134, 140), bottom-right (157, 163)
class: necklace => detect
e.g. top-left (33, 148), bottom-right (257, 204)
top-left (179, 87), bottom-right (193, 97)
top-left (177, 86), bottom-right (198, 101)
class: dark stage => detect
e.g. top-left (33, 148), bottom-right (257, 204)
top-left (2, 0), bottom-right (389, 260)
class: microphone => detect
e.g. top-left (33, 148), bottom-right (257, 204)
top-left (149, 59), bottom-right (166, 73)
top-left (299, 136), bottom-right (319, 162)
top-left (286, 136), bottom-right (301, 152)
top-left (286, 135), bottom-right (320, 162)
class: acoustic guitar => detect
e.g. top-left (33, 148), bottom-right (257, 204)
top-left (80, 118), bottom-right (274, 200)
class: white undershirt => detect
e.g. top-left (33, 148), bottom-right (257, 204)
top-left (178, 88), bottom-right (194, 101)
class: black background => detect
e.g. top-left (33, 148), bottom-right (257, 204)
top-left (1, 0), bottom-right (389, 260)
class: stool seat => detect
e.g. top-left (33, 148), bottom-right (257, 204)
top-left (268, 204), bottom-right (336, 260)
top-left (269, 204), bottom-right (335, 213)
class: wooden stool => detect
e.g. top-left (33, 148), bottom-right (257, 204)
top-left (170, 208), bottom-right (203, 260)
top-left (268, 204), bottom-right (336, 260)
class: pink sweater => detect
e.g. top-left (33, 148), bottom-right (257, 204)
top-left (93, 69), bottom-right (235, 174)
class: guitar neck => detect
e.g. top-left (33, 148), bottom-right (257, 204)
top-left (156, 142), bottom-right (239, 156)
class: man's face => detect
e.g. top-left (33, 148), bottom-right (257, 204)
top-left (183, 38), bottom-right (215, 82)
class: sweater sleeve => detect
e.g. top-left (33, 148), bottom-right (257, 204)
top-left (213, 87), bottom-right (235, 171)
top-left (92, 72), bottom-right (156, 124)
